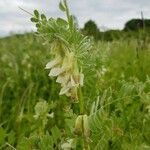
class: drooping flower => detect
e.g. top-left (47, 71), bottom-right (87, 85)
top-left (45, 47), bottom-right (84, 101)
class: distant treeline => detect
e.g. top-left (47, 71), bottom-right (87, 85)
top-left (81, 19), bottom-right (150, 41)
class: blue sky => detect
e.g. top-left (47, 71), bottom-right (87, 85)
top-left (0, 0), bottom-right (150, 37)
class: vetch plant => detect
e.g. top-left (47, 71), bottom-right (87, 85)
top-left (31, 0), bottom-right (92, 149)
top-left (31, 1), bottom-right (91, 101)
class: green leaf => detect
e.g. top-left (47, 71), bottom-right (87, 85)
top-left (41, 14), bottom-right (46, 20)
top-left (56, 18), bottom-right (68, 26)
top-left (39, 132), bottom-right (53, 149)
top-left (36, 23), bottom-right (41, 28)
top-left (7, 130), bottom-right (15, 145)
top-left (31, 17), bottom-right (39, 23)
top-left (17, 137), bottom-right (31, 150)
top-left (34, 10), bottom-right (39, 18)
top-left (0, 127), bottom-right (6, 145)
top-left (51, 126), bottom-right (61, 144)
top-left (69, 15), bottom-right (74, 30)
top-left (59, 1), bottom-right (66, 12)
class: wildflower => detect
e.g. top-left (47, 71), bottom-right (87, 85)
top-left (74, 114), bottom-right (90, 139)
top-left (46, 51), bottom-right (84, 101)
top-left (61, 138), bottom-right (75, 150)
top-left (45, 56), bottom-right (62, 70)
top-left (74, 115), bottom-right (83, 135)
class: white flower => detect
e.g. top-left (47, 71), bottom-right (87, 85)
top-left (70, 75), bottom-right (77, 87)
top-left (56, 74), bottom-right (70, 85)
top-left (45, 56), bottom-right (62, 69)
top-left (59, 81), bottom-right (72, 95)
top-left (48, 67), bottom-right (64, 77)
top-left (45, 51), bottom-right (84, 101)
top-left (61, 139), bottom-right (74, 150)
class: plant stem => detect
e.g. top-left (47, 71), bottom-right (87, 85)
top-left (64, 0), bottom-right (70, 23)
top-left (79, 86), bottom-right (84, 114)
top-left (79, 87), bottom-right (90, 150)
top-left (64, 0), bottom-right (74, 32)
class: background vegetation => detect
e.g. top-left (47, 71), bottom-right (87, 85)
top-left (82, 19), bottom-right (150, 41)
top-left (0, 13), bottom-right (150, 149)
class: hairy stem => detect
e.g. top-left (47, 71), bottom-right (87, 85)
top-left (79, 86), bottom-right (84, 114)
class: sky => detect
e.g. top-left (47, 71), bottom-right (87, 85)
top-left (0, 0), bottom-right (150, 37)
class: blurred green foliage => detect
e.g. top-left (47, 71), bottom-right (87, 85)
top-left (0, 32), bottom-right (150, 149)
top-left (82, 19), bottom-right (150, 42)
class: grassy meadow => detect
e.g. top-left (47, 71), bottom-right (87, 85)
top-left (0, 32), bottom-right (150, 149)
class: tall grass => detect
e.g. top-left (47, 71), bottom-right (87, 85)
top-left (0, 33), bottom-right (150, 149)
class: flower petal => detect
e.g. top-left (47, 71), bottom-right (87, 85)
top-left (70, 75), bottom-right (76, 86)
top-left (49, 67), bottom-right (64, 77)
top-left (45, 57), bottom-right (61, 69)
top-left (59, 86), bottom-right (70, 95)
top-left (56, 74), bottom-right (70, 84)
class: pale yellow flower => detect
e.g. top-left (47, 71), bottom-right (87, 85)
top-left (45, 50), bottom-right (84, 101)
top-left (49, 67), bottom-right (64, 77)
top-left (45, 56), bottom-right (62, 69)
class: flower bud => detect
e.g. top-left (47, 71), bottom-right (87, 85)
top-left (83, 115), bottom-right (90, 138)
top-left (74, 115), bottom-right (83, 135)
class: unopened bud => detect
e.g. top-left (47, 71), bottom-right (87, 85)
top-left (83, 115), bottom-right (90, 138)
top-left (74, 115), bottom-right (83, 135)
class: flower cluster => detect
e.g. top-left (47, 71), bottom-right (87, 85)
top-left (45, 42), bottom-right (84, 101)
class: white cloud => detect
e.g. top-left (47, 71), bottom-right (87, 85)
top-left (0, 0), bottom-right (150, 36)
